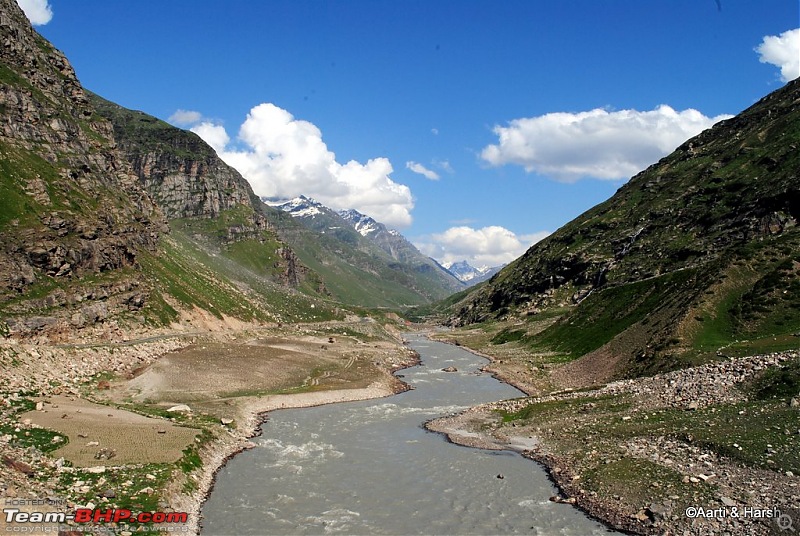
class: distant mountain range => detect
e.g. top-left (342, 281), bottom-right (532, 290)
top-left (268, 196), bottom-right (501, 288)
top-left (264, 196), bottom-right (465, 305)
top-left (262, 195), bottom-right (502, 286)
top-left (442, 260), bottom-right (502, 285)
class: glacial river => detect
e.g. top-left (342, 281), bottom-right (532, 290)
top-left (201, 334), bottom-right (616, 535)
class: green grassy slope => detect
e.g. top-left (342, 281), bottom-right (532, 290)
top-left (439, 79), bottom-right (800, 378)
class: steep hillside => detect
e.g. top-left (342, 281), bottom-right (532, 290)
top-left (338, 208), bottom-right (430, 264)
top-left (89, 94), bottom-right (326, 297)
top-left (268, 196), bottom-right (464, 307)
top-left (0, 0), bottom-right (339, 337)
top-left (445, 79), bottom-right (800, 381)
top-left (0, 0), bottom-right (167, 335)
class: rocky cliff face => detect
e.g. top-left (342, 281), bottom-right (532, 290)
top-left (0, 0), bottom-right (166, 334)
top-left (89, 94), bottom-right (258, 223)
top-left (89, 94), bottom-right (316, 290)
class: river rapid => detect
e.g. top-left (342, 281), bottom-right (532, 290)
top-left (200, 334), bottom-right (617, 535)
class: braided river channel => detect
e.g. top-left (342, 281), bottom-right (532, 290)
top-left (201, 334), bottom-right (618, 535)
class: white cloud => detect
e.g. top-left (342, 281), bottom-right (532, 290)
top-left (406, 161), bottom-right (440, 180)
top-left (169, 109), bottom-right (204, 127)
top-left (416, 225), bottom-right (550, 268)
top-left (481, 105), bottom-right (731, 181)
top-left (756, 28), bottom-right (800, 82)
top-left (433, 159), bottom-right (455, 174)
top-left (16, 0), bottom-right (52, 25)
top-left (190, 122), bottom-right (230, 153)
top-left (193, 103), bottom-right (414, 228)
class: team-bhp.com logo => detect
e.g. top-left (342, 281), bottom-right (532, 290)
top-left (4, 507), bottom-right (189, 524)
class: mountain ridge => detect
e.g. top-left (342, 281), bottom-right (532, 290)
top-left (440, 78), bottom-right (800, 381)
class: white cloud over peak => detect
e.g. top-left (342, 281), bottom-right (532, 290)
top-left (191, 103), bottom-right (414, 228)
top-left (406, 161), bottom-right (440, 180)
top-left (16, 0), bottom-right (52, 25)
top-left (481, 105), bottom-right (731, 182)
top-left (756, 28), bottom-right (800, 82)
top-left (169, 109), bottom-right (204, 126)
top-left (190, 122), bottom-right (230, 153)
top-left (416, 225), bottom-right (550, 268)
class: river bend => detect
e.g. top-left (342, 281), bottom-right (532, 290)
top-left (201, 334), bottom-right (615, 535)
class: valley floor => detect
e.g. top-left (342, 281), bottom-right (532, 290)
top-left (3, 319), bottom-right (798, 536)
top-left (426, 331), bottom-right (800, 536)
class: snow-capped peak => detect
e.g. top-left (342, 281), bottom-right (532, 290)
top-left (338, 209), bottom-right (383, 237)
top-left (444, 260), bottom-right (497, 283)
top-left (268, 195), bottom-right (324, 218)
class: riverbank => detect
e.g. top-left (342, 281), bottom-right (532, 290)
top-left (425, 346), bottom-right (800, 536)
top-left (0, 320), bottom-right (419, 535)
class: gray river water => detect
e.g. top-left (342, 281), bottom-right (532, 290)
top-left (200, 334), bottom-right (617, 535)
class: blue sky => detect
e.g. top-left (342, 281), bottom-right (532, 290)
top-left (24, 0), bottom-right (799, 268)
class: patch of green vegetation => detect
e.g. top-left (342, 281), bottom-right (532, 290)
top-left (7, 396), bottom-right (37, 412)
top-left (0, 421), bottom-right (65, 453)
top-left (0, 395), bottom-right (66, 453)
top-left (745, 356), bottom-right (800, 400)
top-left (178, 428), bottom-right (212, 475)
top-left (490, 327), bottom-right (526, 344)
top-left (138, 236), bottom-right (268, 322)
top-left (497, 393), bottom-right (630, 423)
top-left (261, 208), bottom-right (452, 309)
top-left (586, 401), bottom-right (800, 474)
top-left (732, 255), bottom-right (800, 335)
top-left (584, 456), bottom-right (717, 508)
top-left (719, 334), bottom-right (800, 358)
top-left (690, 273), bottom-right (756, 355)
top-left (0, 63), bottom-right (46, 103)
top-left (686, 243), bottom-right (800, 362)
top-left (680, 402), bottom-right (798, 473)
top-left (531, 269), bottom-right (700, 360)
top-left (0, 142), bottom-right (52, 227)
top-left (57, 462), bottom-right (172, 513)
top-left (171, 206), bottom-right (258, 244)
top-left (139, 289), bottom-right (179, 326)
top-left (161, 228), bottom-right (341, 323)
top-left (223, 237), bottom-right (282, 273)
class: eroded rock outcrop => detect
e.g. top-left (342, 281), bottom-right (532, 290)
top-left (0, 0), bottom-right (166, 334)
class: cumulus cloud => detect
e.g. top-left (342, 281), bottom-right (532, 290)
top-left (406, 161), bottom-right (440, 180)
top-left (192, 103), bottom-right (414, 228)
top-left (756, 28), bottom-right (800, 82)
top-left (416, 225), bottom-right (550, 268)
top-left (169, 109), bottom-right (204, 127)
top-left (190, 122), bottom-right (230, 153)
top-left (481, 105), bottom-right (731, 181)
top-left (16, 0), bottom-right (52, 25)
